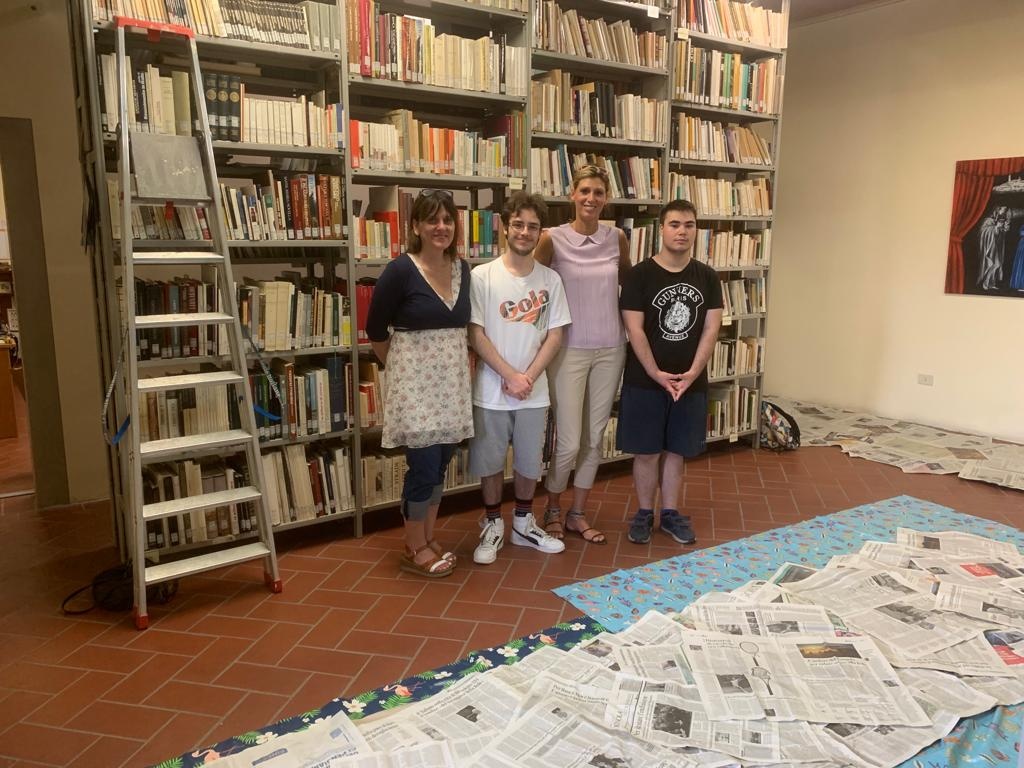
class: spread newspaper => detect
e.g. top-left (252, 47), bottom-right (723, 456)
top-left (210, 529), bottom-right (1024, 768)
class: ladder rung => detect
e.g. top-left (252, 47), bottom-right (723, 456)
top-left (138, 371), bottom-right (243, 393)
top-left (145, 542), bottom-right (271, 585)
top-left (133, 251), bottom-right (225, 265)
top-left (140, 429), bottom-right (253, 462)
top-left (136, 312), bottom-right (233, 328)
top-left (132, 195), bottom-right (211, 205)
top-left (143, 486), bottom-right (262, 522)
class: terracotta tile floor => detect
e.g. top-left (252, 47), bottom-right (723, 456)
top-left (0, 444), bottom-right (1022, 767)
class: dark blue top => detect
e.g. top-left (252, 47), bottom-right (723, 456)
top-left (366, 254), bottom-right (471, 342)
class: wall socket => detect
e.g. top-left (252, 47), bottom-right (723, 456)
top-left (917, 373), bottom-right (934, 387)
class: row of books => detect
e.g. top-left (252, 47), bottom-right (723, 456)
top-left (142, 459), bottom-right (257, 551)
top-left (707, 384), bottom-right (759, 437)
top-left (473, 0), bottom-right (528, 8)
top-left (672, 114), bottom-right (773, 166)
top-left (709, 335), bottom-right (765, 378)
top-left (667, 173), bottom-right (771, 217)
top-left (97, 56), bottom-right (192, 136)
top-left (249, 358), bottom-right (349, 441)
top-left (220, 172), bottom-right (345, 242)
top-left (354, 207), bottom-right (508, 262)
top-left (694, 227), bottom-right (772, 269)
top-left (531, 146), bottom-right (662, 199)
top-left (138, 384), bottom-right (237, 444)
top-left (532, 2), bottom-right (668, 69)
top-left (132, 275), bottom-right (227, 360)
top-left (721, 276), bottom-right (767, 317)
top-left (238, 277), bottom-right (350, 353)
top-left (234, 88), bottom-right (343, 149)
top-left (263, 443), bottom-right (356, 526)
top-left (680, 0), bottom-right (788, 49)
top-left (91, 0), bottom-right (332, 51)
top-left (531, 71), bottom-right (668, 142)
top-left (345, 7), bottom-right (527, 98)
top-left (349, 112), bottom-right (523, 178)
top-left (617, 216), bottom-right (658, 265)
top-left (109, 185), bottom-right (211, 242)
top-left (674, 44), bottom-right (780, 115)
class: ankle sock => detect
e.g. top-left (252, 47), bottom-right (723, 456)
top-left (513, 497), bottom-right (533, 518)
top-left (485, 502), bottom-right (502, 522)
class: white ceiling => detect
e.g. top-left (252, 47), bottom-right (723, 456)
top-left (789, 0), bottom-right (900, 23)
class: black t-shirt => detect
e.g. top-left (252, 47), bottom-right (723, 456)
top-left (619, 257), bottom-right (723, 391)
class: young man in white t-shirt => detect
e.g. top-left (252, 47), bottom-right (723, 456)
top-left (468, 192), bottom-right (572, 564)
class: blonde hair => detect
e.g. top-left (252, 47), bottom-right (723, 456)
top-left (569, 164), bottom-right (610, 222)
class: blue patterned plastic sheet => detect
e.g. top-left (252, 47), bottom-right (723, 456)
top-left (553, 495), bottom-right (1024, 767)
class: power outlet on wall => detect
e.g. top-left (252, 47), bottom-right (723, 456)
top-left (917, 373), bottom-right (934, 387)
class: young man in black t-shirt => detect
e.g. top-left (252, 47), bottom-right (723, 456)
top-left (617, 199), bottom-right (723, 545)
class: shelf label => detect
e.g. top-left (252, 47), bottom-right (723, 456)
top-left (508, 177), bottom-right (525, 191)
top-left (729, 433), bottom-right (739, 443)
top-left (646, 4), bottom-right (659, 18)
top-left (676, 27), bottom-right (689, 40)
top-left (722, 315), bottom-right (732, 326)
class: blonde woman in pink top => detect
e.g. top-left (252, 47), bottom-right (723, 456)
top-left (534, 165), bottom-right (632, 545)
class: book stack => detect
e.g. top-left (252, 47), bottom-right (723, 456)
top-left (707, 384), bottom-right (758, 437)
top-left (667, 174), bottom-right (771, 217)
top-left (615, 215), bottom-right (660, 265)
top-left (533, 1), bottom-right (667, 69)
top-left (237, 278), bottom-right (350, 354)
top-left (679, 0), bottom-right (788, 49)
top-left (720, 276), bottom-right (767, 317)
top-left (673, 114), bottom-right (772, 165)
top-left (138, 383), bottom-right (236, 443)
top-left (674, 42), bottom-right (780, 114)
top-left (220, 172), bottom-right (345, 242)
top-left (261, 443), bottom-right (355, 525)
top-left (249, 358), bottom-right (349, 442)
top-left (532, 146), bottom-right (661, 199)
top-left (235, 87), bottom-right (343, 148)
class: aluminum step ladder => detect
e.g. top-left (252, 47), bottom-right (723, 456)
top-left (111, 17), bottom-right (280, 629)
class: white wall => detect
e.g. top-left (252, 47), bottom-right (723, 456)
top-left (766, 0), bottom-right (1024, 442)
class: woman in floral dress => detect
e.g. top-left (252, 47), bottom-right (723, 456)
top-left (366, 190), bottom-right (473, 577)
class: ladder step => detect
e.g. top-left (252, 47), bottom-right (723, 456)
top-left (145, 542), bottom-right (271, 585)
top-left (140, 429), bottom-right (253, 462)
top-left (138, 371), bottom-right (244, 393)
top-left (143, 485), bottom-right (262, 522)
top-left (133, 251), bottom-right (225, 265)
top-left (136, 312), bottom-right (233, 329)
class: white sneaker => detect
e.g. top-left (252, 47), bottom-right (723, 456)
top-left (511, 514), bottom-right (565, 554)
top-left (474, 517), bottom-right (505, 565)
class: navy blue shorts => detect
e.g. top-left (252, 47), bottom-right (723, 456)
top-left (616, 385), bottom-right (707, 458)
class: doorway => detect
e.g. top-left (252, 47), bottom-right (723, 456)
top-left (0, 154), bottom-right (33, 497)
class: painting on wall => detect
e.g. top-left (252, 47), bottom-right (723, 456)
top-left (945, 156), bottom-right (1024, 297)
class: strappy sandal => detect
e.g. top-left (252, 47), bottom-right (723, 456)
top-left (543, 508), bottom-right (564, 540)
top-left (400, 544), bottom-right (455, 579)
top-left (565, 510), bottom-right (606, 545)
top-left (427, 540), bottom-right (457, 563)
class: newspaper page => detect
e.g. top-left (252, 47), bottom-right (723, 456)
top-left (896, 528), bottom-right (1020, 559)
top-left (958, 444), bottom-right (1024, 491)
top-left (209, 708), bottom-right (371, 768)
top-left (779, 568), bottom-right (929, 613)
top-left (877, 633), bottom-right (1019, 678)
top-left (468, 698), bottom-right (694, 768)
top-left (687, 602), bottom-right (840, 637)
top-left (768, 562), bottom-right (819, 586)
top-left (961, 674), bottom-right (1024, 706)
top-left (514, 674), bottom-right (613, 722)
top-left (933, 581), bottom-right (1024, 629)
top-left (604, 674), bottom-right (782, 762)
top-left (680, 631), bottom-right (929, 726)
top-left (617, 610), bottom-right (688, 646)
top-left (329, 741), bottom-right (457, 768)
top-left (611, 643), bottom-right (696, 685)
top-left (817, 668), bottom-right (997, 768)
top-left (491, 645), bottom-right (615, 693)
top-left (911, 554), bottom-right (1024, 587)
top-left (843, 590), bottom-right (984, 657)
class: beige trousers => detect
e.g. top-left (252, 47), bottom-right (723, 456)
top-left (545, 344), bottom-right (627, 494)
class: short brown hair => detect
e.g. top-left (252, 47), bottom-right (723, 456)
top-left (407, 189), bottom-right (460, 260)
top-left (500, 191), bottom-right (548, 228)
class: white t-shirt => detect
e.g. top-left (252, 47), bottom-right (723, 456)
top-left (470, 257), bottom-right (571, 410)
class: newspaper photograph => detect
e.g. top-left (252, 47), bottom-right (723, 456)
top-left (681, 631), bottom-right (930, 726)
top-left (687, 602), bottom-right (840, 637)
top-left (604, 674), bottom-right (782, 762)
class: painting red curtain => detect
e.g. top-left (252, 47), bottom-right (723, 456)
top-left (945, 156), bottom-right (1024, 294)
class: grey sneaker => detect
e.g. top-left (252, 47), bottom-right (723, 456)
top-left (628, 509), bottom-right (655, 544)
top-left (660, 510), bottom-right (696, 545)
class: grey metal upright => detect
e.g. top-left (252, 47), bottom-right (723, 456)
top-left (112, 16), bottom-right (281, 629)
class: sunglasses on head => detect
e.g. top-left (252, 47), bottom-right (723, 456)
top-left (417, 188), bottom-right (454, 200)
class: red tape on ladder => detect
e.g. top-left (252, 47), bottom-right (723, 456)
top-left (114, 16), bottom-right (195, 40)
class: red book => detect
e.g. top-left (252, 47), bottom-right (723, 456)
top-left (289, 176), bottom-right (305, 240)
top-left (355, 283), bottom-right (374, 343)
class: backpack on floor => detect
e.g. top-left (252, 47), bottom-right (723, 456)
top-left (760, 400), bottom-right (801, 451)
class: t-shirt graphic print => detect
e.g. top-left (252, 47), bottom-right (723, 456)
top-left (653, 282), bottom-right (705, 341)
top-left (499, 288), bottom-right (551, 330)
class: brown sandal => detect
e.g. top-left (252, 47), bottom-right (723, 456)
top-left (428, 540), bottom-right (457, 563)
top-left (543, 508), bottom-right (564, 540)
top-left (400, 544), bottom-right (455, 578)
top-left (566, 511), bottom-right (606, 545)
